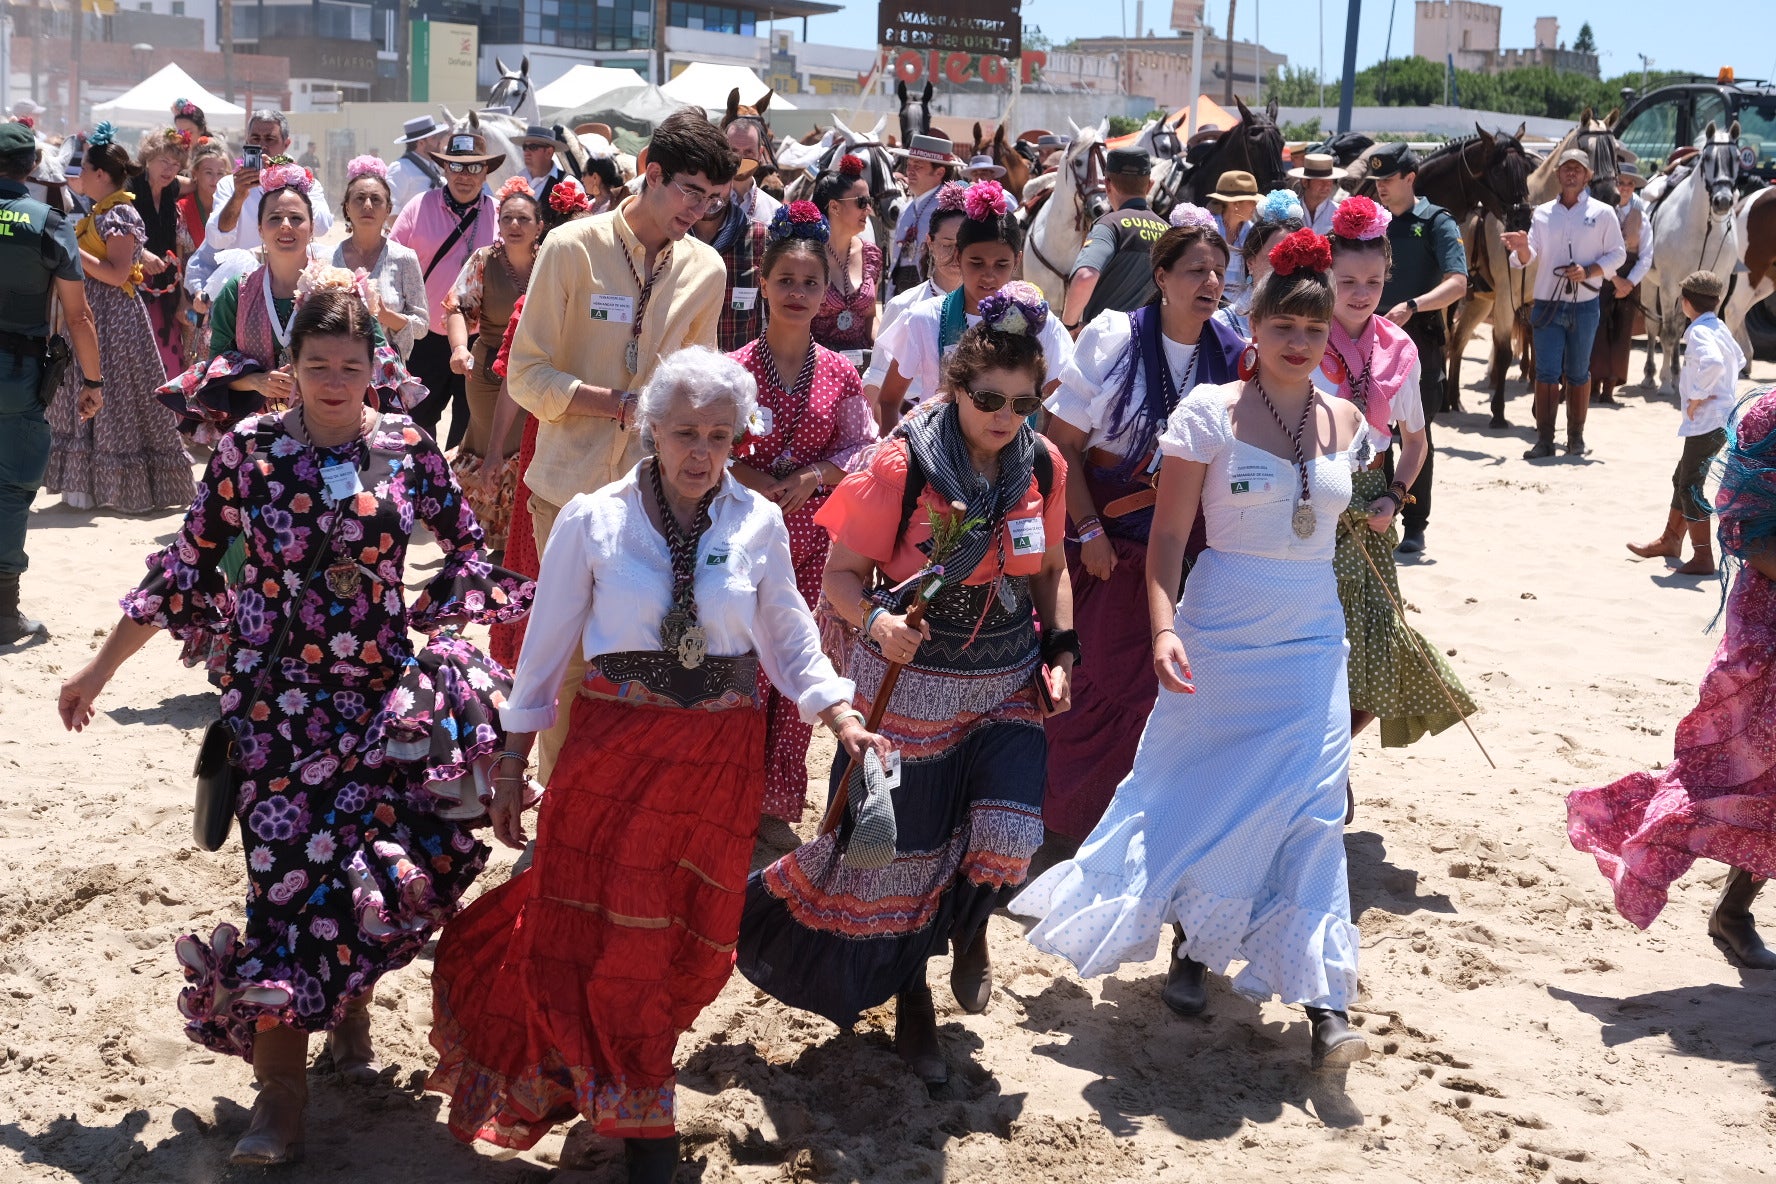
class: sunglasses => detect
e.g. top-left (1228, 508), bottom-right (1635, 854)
top-left (966, 388), bottom-right (1042, 417)
top-left (833, 195), bottom-right (872, 211)
top-left (445, 161), bottom-right (486, 175)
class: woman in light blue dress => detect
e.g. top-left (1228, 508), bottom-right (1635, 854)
top-left (1014, 228), bottom-right (1377, 1068)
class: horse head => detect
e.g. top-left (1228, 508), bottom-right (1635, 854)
top-left (486, 56), bottom-right (539, 124)
top-left (1059, 119), bottom-right (1112, 225)
top-left (1698, 120), bottom-right (1743, 217)
top-left (722, 87), bottom-right (780, 172)
top-left (991, 124), bottom-right (1030, 196)
top-left (897, 80), bottom-right (934, 148)
top-left (1573, 106), bottom-right (1622, 204)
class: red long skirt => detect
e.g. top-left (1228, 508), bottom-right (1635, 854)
top-left (428, 692), bottom-right (768, 1148)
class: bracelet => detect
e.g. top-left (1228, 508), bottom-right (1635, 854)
top-left (494, 749), bottom-right (527, 767)
top-left (1077, 515), bottom-right (1102, 533)
top-left (1154, 627), bottom-right (1178, 642)
top-left (80, 374), bottom-right (103, 389)
top-left (864, 606), bottom-right (888, 639)
top-left (1041, 627), bottom-right (1082, 667)
top-left (615, 390), bottom-right (637, 432)
top-left (1077, 525), bottom-right (1105, 544)
top-left (828, 707), bottom-right (866, 733)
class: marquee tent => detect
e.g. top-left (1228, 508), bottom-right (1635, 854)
top-left (658, 63), bottom-right (796, 113)
top-left (92, 64), bottom-right (246, 128)
top-left (534, 65), bottom-right (650, 113)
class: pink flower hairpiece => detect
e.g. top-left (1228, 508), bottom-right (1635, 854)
top-left (296, 263), bottom-right (374, 311)
top-left (347, 154), bottom-right (389, 182)
top-left (963, 180), bottom-right (1011, 222)
top-left (976, 280), bottom-right (1048, 337)
top-left (934, 181), bottom-right (969, 212)
top-left (549, 177), bottom-right (591, 215)
top-left (1168, 202), bottom-right (1215, 230)
top-left (494, 175), bottom-right (535, 204)
top-left (1330, 195), bottom-right (1390, 241)
top-left (259, 163), bottom-right (313, 196)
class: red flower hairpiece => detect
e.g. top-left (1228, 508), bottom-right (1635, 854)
top-left (1268, 227), bottom-right (1333, 277)
top-left (786, 199), bottom-right (824, 223)
top-left (838, 153), bottom-right (865, 178)
top-left (1329, 195), bottom-right (1391, 242)
top-left (549, 177), bottom-right (591, 215)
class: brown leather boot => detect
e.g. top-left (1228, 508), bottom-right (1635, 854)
top-left (327, 991), bottom-right (380, 1082)
top-left (1675, 519), bottom-right (1717, 575)
top-left (1564, 381), bottom-right (1591, 454)
top-left (231, 1025), bottom-right (309, 1166)
top-left (893, 976), bottom-right (948, 1086)
top-left (1708, 867), bottom-right (1776, 969)
top-left (950, 926), bottom-right (992, 1014)
top-left (1627, 508), bottom-right (1686, 559)
top-left (1524, 383), bottom-right (1559, 458)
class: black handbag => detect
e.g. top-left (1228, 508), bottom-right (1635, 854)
top-left (191, 431), bottom-right (361, 850)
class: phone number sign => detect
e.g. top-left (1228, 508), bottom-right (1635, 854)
top-left (877, 0), bottom-right (1022, 61)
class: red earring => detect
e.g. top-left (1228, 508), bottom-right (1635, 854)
top-left (1237, 344), bottom-right (1259, 381)
top-left (1320, 351), bottom-right (1346, 384)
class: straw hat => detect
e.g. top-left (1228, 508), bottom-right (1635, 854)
top-left (1208, 170), bottom-right (1261, 203)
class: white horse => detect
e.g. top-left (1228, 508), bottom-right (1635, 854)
top-left (484, 56), bottom-right (542, 126)
top-left (780, 115), bottom-right (906, 253)
top-left (440, 107), bottom-right (524, 194)
top-left (1643, 120), bottom-right (1744, 394)
top-left (1022, 119), bottom-right (1111, 307)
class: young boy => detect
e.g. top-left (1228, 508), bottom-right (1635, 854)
top-left (1627, 269), bottom-right (1745, 574)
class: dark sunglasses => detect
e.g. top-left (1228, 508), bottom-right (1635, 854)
top-left (966, 388), bottom-right (1042, 417)
top-left (833, 195), bottom-right (872, 211)
top-left (445, 161), bottom-right (486, 175)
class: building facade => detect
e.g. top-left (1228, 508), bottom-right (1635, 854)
top-left (1062, 33), bottom-right (1287, 107)
top-left (1412, 0), bottom-right (1501, 74)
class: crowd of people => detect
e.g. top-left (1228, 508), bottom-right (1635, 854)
top-left (0, 95), bottom-right (1762, 1184)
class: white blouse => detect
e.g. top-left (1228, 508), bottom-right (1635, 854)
top-left (1047, 309), bottom-right (1203, 457)
top-left (1310, 355), bottom-right (1428, 434)
top-left (501, 465), bottom-right (855, 734)
top-left (861, 278), bottom-right (941, 390)
top-left (874, 291), bottom-right (1076, 408)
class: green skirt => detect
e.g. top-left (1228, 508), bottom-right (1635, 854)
top-left (1334, 468), bottom-right (1477, 747)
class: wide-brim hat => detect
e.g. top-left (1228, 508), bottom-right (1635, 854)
top-left (1617, 160), bottom-right (1648, 187)
top-left (429, 130), bottom-right (506, 170)
top-left (1287, 151), bottom-right (1348, 181)
top-left (574, 122), bottom-right (615, 143)
top-left (518, 124), bottom-right (566, 151)
top-left (907, 133), bottom-right (959, 166)
top-left (1208, 170), bottom-right (1261, 202)
top-left (396, 115), bottom-right (445, 145)
top-left (963, 153), bottom-right (1007, 178)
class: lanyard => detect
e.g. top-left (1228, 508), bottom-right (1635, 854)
top-left (622, 241), bottom-right (673, 344)
top-left (263, 266), bottom-right (297, 356)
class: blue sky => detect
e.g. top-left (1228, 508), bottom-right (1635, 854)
top-left (802, 1), bottom-right (1776, 85)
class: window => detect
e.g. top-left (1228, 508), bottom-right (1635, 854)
top-left (171, 0), bottom-right (184, 11)
top-left (1619, 95), bottom-right (1682, 171)
top-left (1692, 91), bottom-right (1730, 141)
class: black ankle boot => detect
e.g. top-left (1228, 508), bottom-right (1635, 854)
top-left (950, 926), bottom-right (992, 1014)
top-left (0, 572), bottom-right (45, 645)
top-left (894, 978), bottom-right (948, 1085)
top-left (1305, 1006), bottom-right (1370, 1069)
top-left (625, 1134), bottom-right (680, 1184)
top-left (1160, 926), bottom-right (1208, 1016)
top-left (1708, 867), bottom-right (1776, 970)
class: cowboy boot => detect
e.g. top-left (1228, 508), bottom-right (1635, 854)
top-left (230, 1025), bottom-right (309, 1166)
top-left (1564, 381), bottom-right (1591, 455)
top-left (1160, 926), bottom-right (1208, 1017)
top-left (1305, 1006), bottom-right (1371, 1070)
top-left (1707, 867), bottom-right (1776, 970)
top-left (0, 572), bottom-right (46, 646)
top-left (894, 976), bottom-right (948, 1086)
top-left (1627, 508), bottom-right (1686, 559)
top-left (624, 1134), bottom-right (681, 1184)
top-left (1523, 383), bottom-right (1558, 458)
top-left (327, 991), bottom-right (380, 1082)
top-left (1675, 520), bottom-right (1717, 576)
top-left (950, 926), bottom-right (992, 1014)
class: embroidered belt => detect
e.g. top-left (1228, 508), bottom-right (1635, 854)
top-left (580, 649), bottom-right (760, 712)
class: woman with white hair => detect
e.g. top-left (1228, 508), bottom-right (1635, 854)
top-left (427, 346), bottom-right (889, 1184)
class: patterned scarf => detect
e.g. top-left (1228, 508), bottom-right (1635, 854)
top-left (897, 399), bottom-right (1036, 581)
top-left (1099, 305), bottom-right (1242, 481)
top-left (938, 285), bottom-right (969, 358)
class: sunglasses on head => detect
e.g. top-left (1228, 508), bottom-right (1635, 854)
top-left (445, 161), bottom-right (485, 175)
top-left (966, 388), bottom-right (1042, 417)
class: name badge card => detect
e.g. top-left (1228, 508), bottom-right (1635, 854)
top-left (589, 293), bottom-right (635, 324)
top-left (1008, 516), bottom-right (1045, 556)
top-left (730, 286), bottom-right (759, 311)
top-left (320, 462), bottom-right (362, 504)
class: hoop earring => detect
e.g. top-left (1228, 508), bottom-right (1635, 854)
top-left (1320, 350), bottom-right (1346, 384)
top-left (1238, 344), bottom-right (1259, 381)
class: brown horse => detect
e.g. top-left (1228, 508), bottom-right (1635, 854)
top-left (721, 87), bottom-right (781, 173)
top-left (970, 122), bottom-right (1032, 201)
top-left (1176, 97), bottom-right (1285, 206)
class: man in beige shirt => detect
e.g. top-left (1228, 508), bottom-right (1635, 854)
top-left (509, 109), bottom-right (736, 775)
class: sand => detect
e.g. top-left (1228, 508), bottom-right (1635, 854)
top-left (2, 334), bottom-right (1774, 1184)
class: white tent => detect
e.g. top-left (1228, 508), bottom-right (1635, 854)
top-left (534, 65), bottom-right (650, 113)
top-left (92, 64), bottom-right (246, 128)
top-left (658, 63), bottom-right (796, 113)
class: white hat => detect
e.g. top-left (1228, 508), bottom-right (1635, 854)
top-left (963, 153), bottom-right (1006, 179)
top-left (10, 99), bottom-right (44, 118)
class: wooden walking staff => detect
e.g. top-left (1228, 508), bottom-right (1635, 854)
top-left (1346, 514), bottom-right (1496, 770)
top-left (818, 593), bottom-right (932, 838)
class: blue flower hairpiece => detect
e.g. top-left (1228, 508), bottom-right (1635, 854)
top-left (1257, 189), bottom-right (1305, 224)
top-left (89, 121), bottom-right (115, 149)
top-left (976, 281), bottom-right (1049, 337)
top-left (768, 199), bottom-right (831, 245)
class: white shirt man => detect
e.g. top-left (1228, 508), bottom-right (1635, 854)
top-left (206, 111), bottom-right (335, 249)
top-left (885, 134), bottom-right (959, 301)
top-left (389, 117), bottom-right (446, 214)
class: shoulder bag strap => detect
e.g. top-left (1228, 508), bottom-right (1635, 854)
top-left (424, 203), bottom-right (481, 281)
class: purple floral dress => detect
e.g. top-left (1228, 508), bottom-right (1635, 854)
top-left (122, 411), bottom-right (533, 1061)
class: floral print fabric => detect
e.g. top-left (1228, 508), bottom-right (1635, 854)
top-left (123, 411), bottom-right (533, 1059)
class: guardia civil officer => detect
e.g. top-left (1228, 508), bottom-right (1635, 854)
top-left (0, 120), bottom-right (103, 644)
top-left (1060, 147), bottom-right (1170, 334)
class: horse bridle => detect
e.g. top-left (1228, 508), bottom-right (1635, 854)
top-left (487, 73), bottom-right (530, 116)
top-left (1071, 141), bottom-right (1109, 231)
top-left (1573, 124), bottom-right (1621, 188)
top-left (1700, 136), bottom-right (1740, 207)
top-left (727, 113), bottom-right (780, 174)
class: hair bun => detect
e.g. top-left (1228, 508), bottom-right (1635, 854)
top-left (1268, 228), bottom-right (1333, 277)
top-left (975, 281), bottom-right (1048, 338)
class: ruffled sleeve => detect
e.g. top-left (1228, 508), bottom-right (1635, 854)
top-left (96, 202), bottom-right (148, 248)
top-left (119, 425), bottom-right (250, 639)
top-left (445, 246), bottom-right (491, 325)
top-left (400, 421), bottom-right (535, 629)
top-left (825, 358), bottom-right (880, 472)
top-left (813, 438), bottom-right (913, 570)
top-left (1047, 310), bottom-right (1133, 438)
top-left (1157, 385), bottom-right (1232, 465)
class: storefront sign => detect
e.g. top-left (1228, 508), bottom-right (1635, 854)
top-left (878, 0), bottom-right (1022, 60)
top-left (410, 20), bottom-right (479, 103)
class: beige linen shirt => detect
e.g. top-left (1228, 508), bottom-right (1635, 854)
top-left (508, 198), bottom-right (726, 508)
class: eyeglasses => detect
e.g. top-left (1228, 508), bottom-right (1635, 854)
top-left (833, 195), bottom-right (873, 211)
top-left (966, 388), bottom-right (1042, 417)
top-left (445, 161), bottom-right (486, 175)
top-left (672, 179), bottom-right (728, 216)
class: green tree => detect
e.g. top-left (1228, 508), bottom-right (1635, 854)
top-left (1108, 115), bottom-right (1146, 137)
top-left (1280, 116), bottom-right (1323, 141)
top-left (1263, 65), bottom-right (1325, 106)
top-left (1573, 22), bottom-right (1597, 54)
top-left (1025, 25), bottom-right (1053, 53)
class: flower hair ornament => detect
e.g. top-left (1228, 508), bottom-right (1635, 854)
top-left (88, 121), bottom-right (116, 149)
top-left (549, 176), bottom-right (591, 216)
top-left (1257, 189), bottom-right (1306, 224)
top-left (1268, 227), bottom-right (1334, 277)
top-left (963, 180), bottom-right (1012, 222)
top-left (173, 98), bottom-right (203, 119)
top-left (494, 175), bottom-right (535, 204)
top-left (935, 181), bottom-right (969, 212)
top-left (296, 263), bottom-right (375, 311)
top-left (837, 153), bottom-right (865, 178)
top-left (346, 154), bottom-right (389, 182)
top-left (1167, 202), bottom-right (1215, 230)
top-left (1330, 195), bottom-right (1391, 241)
top-left (15, 116), bottom-right (34, 131)
top-left (767, 199), bottom-right (830, 244)
top-left (259, 163), bottom-right (314, 195)
top-left (976, 281), bottom-right (1048, 337)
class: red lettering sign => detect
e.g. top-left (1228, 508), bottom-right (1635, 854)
top-left (893, 49), bottom-right (923, 83)
top-left (943, 52), bottom-right (972, 83)
top-left (978, 54), bottom-right (1009, 84)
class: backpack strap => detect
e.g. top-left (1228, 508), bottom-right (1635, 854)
top-left (893, 435), bottom-right (1054, 546)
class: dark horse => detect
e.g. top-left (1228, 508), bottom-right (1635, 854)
top-left (970, 121), bottom-right (1032, 201)
top-left (897, 81), bottom-right (933, 149)
top-left (1163, 97), bottom-right (1286, 211)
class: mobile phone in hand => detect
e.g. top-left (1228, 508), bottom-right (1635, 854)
top-left (243, 145), bottom-right (264, 169)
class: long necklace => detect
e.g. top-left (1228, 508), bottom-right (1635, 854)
top-left (828, 238), bottom-right (858, 332)
top-left (648, 456), bottom-right (719, 669)
top-left (620, 241), bottom-right (673, 375)
top-left (1334, 323), bottom-right (1377, 467)
top-left (753, 338), bottom-right (817, 475)
top-left (1158, 337), bottom-right (1200, 413)
top-left (498, 243), bottom-right (532, 294)
top-left (1253, 378), bottom-right (1319, 539)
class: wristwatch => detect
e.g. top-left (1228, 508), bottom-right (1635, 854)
top-left (1404, 297), bottom-right (1419, 315)
top-left (80, 374), bottom-right (103, 388)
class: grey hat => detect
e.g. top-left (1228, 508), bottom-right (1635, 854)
top-left (1366, 141), bottom-right (1419, 178)
top-left (1036, 134), bottom-right (1070, 150)
top-left (519, 124), bottom-right (566, 151)
top-left (906, 132), bottom-right (959, 166)
top-left (396, 115), bottom-right (444, 145)
top-left (1618, 160), bottom-right (1648, 187)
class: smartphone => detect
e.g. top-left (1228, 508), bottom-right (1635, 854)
top-left (243, 144), bottom-right (264, 169)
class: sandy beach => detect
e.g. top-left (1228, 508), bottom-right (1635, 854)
top-left (2, 330), bottom-right (1774, 1184)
